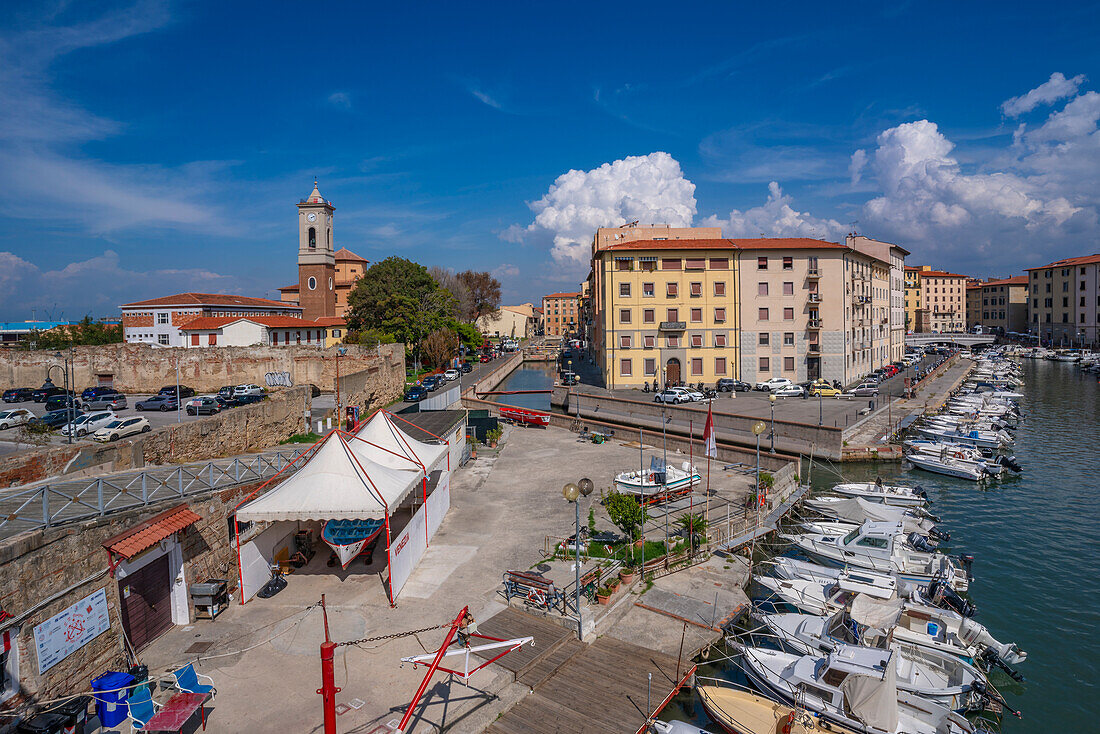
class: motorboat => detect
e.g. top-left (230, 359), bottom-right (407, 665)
top-left (829, 482), bottom-right (927, 508)
top-left (731, 643), bottom-right (984, 733)
top-left (915, 426), bottom-right (1009, 450)
top-left (648, 722), bottom-right (713, 734)
top-left (782, 521), bottom-right (972, 592)
top-left (904, 452), bottom-right (1001, 482)
top-left (799, 520), bottom-right (942, 549)
top-left (321, 518), bottom-right (385, 568)
top-left (614, 456), bottom-right (700, 499)
top-left (755, 609), bottom-right (987, 708)
top-left (693, 681), bottom-right (858, 734)
top-left (803, 496), bottom-right (949, 540)
top-left (498, 405), bottom-right (551, 426)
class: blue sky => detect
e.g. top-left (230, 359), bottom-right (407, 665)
top-left (2, 1), bottom-right (1099, 320)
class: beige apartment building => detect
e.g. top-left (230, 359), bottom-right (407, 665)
top-left (966, 280), bottom-right (983, 329)
top-left (905, 265), bottom-right (966, 332)
top-left (971, 276), bottom-right (1028, 334)
top-left (476, 303), bottom-right (539, 339)
top-left (542, 292), bottom-right (582, 337)
top-left (589, 224), bottom-right (906, 388)
top-left (1026, 254), bottom-right (1100, 347)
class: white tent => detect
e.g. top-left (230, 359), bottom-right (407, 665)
top-left (351, 411), bottom-right (449, 473)
top-left (236, 433), bottom-right (422, 522)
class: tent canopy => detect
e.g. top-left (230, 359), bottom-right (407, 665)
top-left (841, 655), bottom-right (899, 731)
top-left (351, 411), bottom-right (449, 473)
top-left (812, 496), bottom-right (932, 535)
top-left (236, 433), bottom-right (421, 522)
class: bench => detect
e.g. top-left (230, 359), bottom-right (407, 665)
top-left (503, 570), bottom-right (564, 612)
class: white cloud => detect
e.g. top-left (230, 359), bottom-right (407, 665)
top-left (849, 149), bottom-right (868, 185)
top-left (1002, 72), bottom-right (1086, 117)
top-left (514, 152), bottom-right (697, 267)
top-left (470, 88), bottom-right (502, 110)
top-left (703, 182), bottom-right (846, 240)
top-left (492, 263), bottom-right (520, 278)
top-left (327, 91), bottom-right (351, 109)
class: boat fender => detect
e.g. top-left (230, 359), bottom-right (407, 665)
top-left (781, 711), bottom-right (795, 734)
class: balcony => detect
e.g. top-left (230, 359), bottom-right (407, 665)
top-left (808, 343), bottom-right (820, 353)
top-left (807, 318), bottom-right (822, 329)
top-left (658, 321), bottom-right (686, 332)
top-left (808, 293), bottom-right (821, 303)
top-left (806, 268), bottom-right (821, 278)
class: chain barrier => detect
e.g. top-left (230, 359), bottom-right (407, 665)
top-left (334, 622), bottom-right (450, 647)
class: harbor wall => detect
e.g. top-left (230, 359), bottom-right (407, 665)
top-left (334, 346), bottom-right (408, 413)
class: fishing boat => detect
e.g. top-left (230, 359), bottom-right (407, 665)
top-left (321, 518), bottom-right (385, 569)
top-left (829, 482), bottom-right (927, 507)
top-left (614, 457), bottom-right (701, 499)
top-left (498, 405), bottom-right (551, 426)
top-left (732, 643), bottom-right (983, 734)
top-left (693, 681), bottom-right (857, 734)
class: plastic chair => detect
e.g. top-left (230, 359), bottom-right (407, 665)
top-left (128, 687), bottom-right (159, 732)
top-left (169, 664), bottom-right (217, 700)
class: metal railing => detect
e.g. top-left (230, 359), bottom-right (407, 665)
top-left (0, 445), bottom-right (314, 539)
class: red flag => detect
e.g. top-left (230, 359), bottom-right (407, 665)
top-left (703, 403), bottom-right (717, 459)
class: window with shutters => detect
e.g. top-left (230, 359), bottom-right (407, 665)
top-left (619, 282), bottom-right (631, 296)
top-left (759, 308), bottom-right (769, 320)
top-left (759, 333), bottom-right (769, 345)
top-left (690, 308), bottom-right (702, 322)
top-left (685, 258), bottom-right (705, 270)
top-left (620, 335), bottom-right (631, 349)
top-left (667, 308), bottom-right (679, 322)
top-left (784, 332), bottom-right (794, 345)
top-left (643, 282), bottom-right (655, 297)
top-left (690, 282), bottom-right (702, 296)
top-left (714, 281), bottom-right (726, 296)
top-left (662, 259), bottom-right (681, 270)
top-left (644, 335), bottom-right (655, 348)
top-left (620, 309), bottom-right (631, 323)
top-left (620, 359), bottom-right (632, 376)
top-left (715, 333), bottom-right (727, 347)
top-left (690, 334), bottom-right (702, 348)
top-left (715, 357), bottom-right (727, 374)
top-left (758, 282), bottom-right (769, 296)
top-left (643, 308), bottom-right (655, 323)
top-left (709, 258), bottom-right (728, 269)
top-left (191, 334), bottom-right (199, 346)
top-left (783, 282), bottom-right (794, 295)
top-left (784, 356), bottom-right (795, 370)
top-left (782, 256), bottom-right (793, 270)
top-left (666, 282), bottom-right (678, 297)
top-left (666, 335), bottom-right (680, 348)
top-left (691, 358), bottom-right (703, 375)
top-left (759, 356), bottom-right (770, 370)
top-left (784, 308), bottom-right (794, 320)
top-left (644, 358), bottom-right (656, 375)
top-left (616, 259), bottom-right (633, 271)
top-left (641, 260), bottom-right (657, 272)
top-left (758, 257), bottom-right (768, 270)
top-left (714, 307), bottom-right (726, 322)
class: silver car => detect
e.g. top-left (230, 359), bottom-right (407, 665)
top-left (83, 393), bottom-right (127, 411)
top-left (849, 383), bottom-right (880, 397)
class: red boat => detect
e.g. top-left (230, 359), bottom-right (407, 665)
top-left (499, 406), bottom-right (551, 427)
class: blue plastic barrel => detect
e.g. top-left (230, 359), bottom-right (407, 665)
top-left (90, 671), bottom-right (134, 728)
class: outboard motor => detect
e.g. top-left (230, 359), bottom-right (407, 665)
top-left (959, 553), bottom-right (975, 582)
top-left (914, 485), bottom-right (928, 499)
top-left (960, 617), bottom-right (1029, 666)
top-left (998, 454), bottom-right (1023, 472)
top-left (907, 532), bottom-right (936, 552)
top-left (979, 648), bottom-right (1026, 682)
top-left (928, 525), bottom-right (951, 542)
top-left (927, 578), bottom-right (978, 618)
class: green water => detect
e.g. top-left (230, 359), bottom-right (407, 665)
top-left (661, 358), bottom-right (1100, 731)
top-left (495, 362), bottom-right (555, 410)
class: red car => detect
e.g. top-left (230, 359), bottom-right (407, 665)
top-left (479, 354), bottom-right (491, 363)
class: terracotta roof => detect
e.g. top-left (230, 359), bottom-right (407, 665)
top-left (728, 237), bottom-right (846, 250)
top-left (1024, 253), bottom-right (1100, 270)
top-left (606, 238), bottom-right (739, 251)
top-left (981, 275), bottom-right (1029, 287)
top-left (312, 317), bottom-right (346, 327)
top-left (335, 248), bottom-right (369, 263)
top-left (120, 292), bottom-right (299, 309)
top-left (544, 292), bottom-right (581, 299)
top-left (918, 270), bottom-right (968, 278)
top-left (104, 504), bottom-right (202, 560)
top-left (179, 315), bottom-right (316, 330)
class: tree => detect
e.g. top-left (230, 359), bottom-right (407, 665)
top-left (429, 266), bottom-right (473, 321)
top-left (422, 327), bottom-right (457, 369)
top-left (346, 257), bottom-right (453, 367)
top-left (675, 513), bottom-right (708, 555)
top-left (448, 319), bottom-right (483, 356)
top-left (456, 271), bottom-right (501, 321)
top-left (605, 492), bottom-right (647, 539)
top-left (27, 317), bottom-right (122, 350)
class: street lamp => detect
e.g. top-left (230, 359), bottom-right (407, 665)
top-left (562, 480), bottom-right (593, 640)
top-left (768, 393), bottom-right (776, 454)
top-left (335, 347), bottom-right (348, 423)
top-left (752, 421), bottom-right (767, 506)
top-left (52, 353), bottom-right (74, 445)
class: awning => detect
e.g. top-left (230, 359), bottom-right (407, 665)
top-left (103, 503), bottom-right (202, 560)
top-left (236, 432), bottom-right (422, 522)
top-left (351, 411), bottom-right (448, 473)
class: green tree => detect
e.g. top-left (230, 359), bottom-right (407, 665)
top-left (675, 513), bottom-right (708, 554)
top-left (456, 271), bottom-right (501, 320)
top-left (27, 317), bottom-right (122, 350)
top-left (605, 492), bottom-right (647, 539)
top-left (447, 319), bottom-right (483, 356)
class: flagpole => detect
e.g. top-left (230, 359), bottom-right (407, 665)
top-left (705, 405), bottom-right (712, 543)
top-left (688, 419), bottom-right (694, 520)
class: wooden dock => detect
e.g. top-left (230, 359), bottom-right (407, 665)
top-left (478, 608), bottom-right (691, 734)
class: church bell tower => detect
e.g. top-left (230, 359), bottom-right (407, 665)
top-left (296, 180), bottom-right (336, 320)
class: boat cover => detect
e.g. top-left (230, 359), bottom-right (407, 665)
top-left (810, 497), bottom-right (930, 535)
top-left (351, 411), bottom-right (449, 473)
top-left (849, 593), bottom-right (903, 630)
top-left (841, 659), bottom-right (899, 731)
top-left (236, 432), bottom-right (421, 521)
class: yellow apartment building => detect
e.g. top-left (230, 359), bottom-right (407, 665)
top-left (542, 292), bottom-right (582, 337)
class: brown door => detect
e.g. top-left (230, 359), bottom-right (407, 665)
top-left (665, 358), bottom-right (681, 384)
top-left (119, 555), bottom-right (173, 651)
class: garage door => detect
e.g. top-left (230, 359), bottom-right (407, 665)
top-left (119, 555), bottom-right (173, 651)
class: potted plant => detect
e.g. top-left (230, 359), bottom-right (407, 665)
top-left (596, 586), bottom-right (612, 605)
top-left (466, 435), bottom-right (478, 460)
top-left (607, 575), bottom-right (621, 592)
top-left (675, 512), bottom-right (709, 556)
top-left (618, 566), bottom-right (635, 584)
top-left (486, 426), bottom-right (503, 448)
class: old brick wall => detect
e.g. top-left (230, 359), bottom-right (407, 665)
top-left (0, 480), bottom-right (264, 714)
top-left (336, 346), bottom-right (408, 414)
top-left (0, 387), bottom-right (310, 488)
top-left (0, 342), bottom-right (405, 394)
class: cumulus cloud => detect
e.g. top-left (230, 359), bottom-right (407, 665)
top-left (492, 263), bottom-right (520, 278)
top-left (1002, 72), bottom-right (1086, 117)
top-left (513, 152), bottom-right (697, 266)
top-left (702, 182), bottom-right (846, 240)
top-left (849, 149), bottom-right (868, 185)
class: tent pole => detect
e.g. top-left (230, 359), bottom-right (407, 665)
top-left (234, 515), bottom-right (245, 605)
top-left (384, 512), bottom-right (395, 608)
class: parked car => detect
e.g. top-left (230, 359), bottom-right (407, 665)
top-left (83, 393), bottom-right (127, 411)
top-left (158, 385), bottom-right (196, 398)
top-left (33, 409), bottom-right (81, 429)
top-left (715, 378), bottom-right (751, 392)
top-left (3, 388), bottom-right (35, 403)
top-left (45, 394), bottom-right (82, 412)
top-left (774, 384), bottom-right (804, 397)
top-left (136, 395), bottom-right (179, 411)
top-left (186, 397), bottom-right (224, 416)
top-left (32, 386), bottom-right (68, 402)
top-left (61, 411), bottom-right (116, 438)
top-left (81, 386), bottom-right (116, 401)
top-left (421, 375), bottom-right (441, 392)
top-left (460, 362), bottom-right (473, 374)
top-left (755, 377), bottom-right (793, 392)
top-left (232, 384), bottom-right (264, 397)
top-left (808, 383), bottom-right (842, 397)
top-left (654, 389), bottom-right (688, 404)
top-left (479, 354), bottom-right (491, 363)
top-left (92, 416), bottom-right (151, 442)
top-left (229, 394), bottom-right (264, 407)
top-left (671, 386), bottom-right (705, 402)
top-left (0, 409), bottom-right (34, 430)
top-left (849, 383), bottom-right (881, 397)
top-left (404, 385), bottom-right (427, 402)
top-left (218, 386), bottom-right (236, 400)
top-left (443, 369), bottom-right (460, 382)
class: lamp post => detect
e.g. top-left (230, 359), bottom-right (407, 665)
top-left (562, 480), bottom-right (592, 640)
top-left (768, 393), bottom-right (776, 454)
top-left (752, 421), bottom-right (767, 507)
top-left (51, 354), bottom-right (73, 445)
top-left (335, 347), bottom-right (347, 425)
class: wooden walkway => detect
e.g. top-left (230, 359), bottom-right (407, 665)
top-left (479, 609), bottom-right (688, 734)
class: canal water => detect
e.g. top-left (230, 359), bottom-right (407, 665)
top-left (660, 357), bottom-right (1100, 731)
top-left (492, 361), bottom-right (555, 411)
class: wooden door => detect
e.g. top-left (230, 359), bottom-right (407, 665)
top-left (119, 555), bottom-right (173, 651)
top-left (665, 358), bottom-right (681, 384)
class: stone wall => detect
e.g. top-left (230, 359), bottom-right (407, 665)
top-left (0, 481), bottom-right (263, 717)
top-left (336, 345), bottom-right (408, 413)
top-left (0, 387), bottom-right (310, 488)
top-left (0, 342), bottom-right (404, 395)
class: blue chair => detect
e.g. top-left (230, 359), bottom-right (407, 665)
top-left (169, 664), bottom-right (216, 700)
top-left (127, 687), bottom-right (159, 732)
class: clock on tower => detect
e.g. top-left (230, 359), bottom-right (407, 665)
top-left (296, 180), bottom-right (336, 320)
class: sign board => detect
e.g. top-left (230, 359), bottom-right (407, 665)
top-left (33, 588), bottom-right (111, 674)
top-left (388, 473), bottom-right (452, 601)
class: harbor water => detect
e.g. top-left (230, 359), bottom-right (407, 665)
top-left (493, 361), bottom-right (555, 411)
top-left (662, 357), bottom-right (1100, 731)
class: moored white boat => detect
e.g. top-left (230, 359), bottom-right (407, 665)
top-left (614, 458), bottom-right (700, 499)
top-left (830, 482), bottom-right (927, 507)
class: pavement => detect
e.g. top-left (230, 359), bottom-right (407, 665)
top-left (133, 421), bottom-right (752, 733)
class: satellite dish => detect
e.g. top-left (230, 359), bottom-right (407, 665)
top-left (578, 478), bottom-right (594, 497)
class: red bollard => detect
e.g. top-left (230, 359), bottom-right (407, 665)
top-left (319, 640), bottom-right (339, 734)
